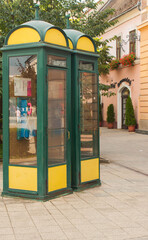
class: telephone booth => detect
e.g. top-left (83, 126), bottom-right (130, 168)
top-left (2, 19), bottom-right (72, 200)
top-left (64, 28), bottom-right (101, 190)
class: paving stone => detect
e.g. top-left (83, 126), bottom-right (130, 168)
top-left (0, 128), bottom-right (148, 239)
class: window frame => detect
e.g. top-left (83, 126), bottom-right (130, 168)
top-left (116, 36), bottom-right (121, 60)
top-left (129, 29), bottom-right (136, 55)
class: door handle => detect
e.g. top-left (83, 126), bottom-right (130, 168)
top-left (67, 130), bottom-right (70, 140)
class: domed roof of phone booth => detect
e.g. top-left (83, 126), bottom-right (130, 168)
top-left (5, 20), bottom-right (69, 48)
top-left (63, 28), bottom-right (97, 53)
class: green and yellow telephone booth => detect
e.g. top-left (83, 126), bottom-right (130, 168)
top-left (2, 19), bottom-right (73, 200)
top-left (64, 25), bottom-right (101, 190)
top-left (2, 10), bottom-right (100, 200)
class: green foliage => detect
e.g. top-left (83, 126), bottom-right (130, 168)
top-left (0, 0), bottom-right (97, 38)
top-left (99, 83), bottom-right (116, 97)
top-left (125, 96), bottom-right (136, 126)
top-left (107, 104), bottom-right (115, 123)
top-left (110, 59), bottom-right (120, 70)
top-left (94, 37), bottom-right (116, 75)
top-left (80, 8), bottom-right (117, 38)
top-left (0, 0), bottom-right (117, 37)
top-left (98, 44), bottom-right (112, 75)
top-left (0, 0), bottom-right (34, 37)
top-left (0, 36), bottom-right (3, 97)
top-left (0, 0), bottom-right (117, 98)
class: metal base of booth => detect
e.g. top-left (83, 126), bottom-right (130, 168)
top-left (72, 179), bottom-right (101, 192)
top-left (2, 180), bottom-right (101, 200)
top-left (1, 188), bottom-right (73, 201)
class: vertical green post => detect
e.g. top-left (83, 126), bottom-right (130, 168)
top-left (2, 53), bottom-right (9, 193)
top-left (65, 14), bottom-right (71, 29)
top-left (37, 48), bottom-right (47, 199)
top-left (34, 2), bottom-right (40, 20)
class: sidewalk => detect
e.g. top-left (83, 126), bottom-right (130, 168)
top-left (100, 127), bottom-right (148, 175)
top-left (0, 128), bottom-right (148, 240)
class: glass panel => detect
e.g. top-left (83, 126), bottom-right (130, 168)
top-left (9, 55), bottom-right (37, 166)
top-left (47, 55), bottom-right (66, 67)
top-left (48, 69), bottom-right (66, 165)
top-left (116, 36), bottom-right (121, 60)
top-left (48, 129), bottom-right (65, 147)
top-left (129, 30), bottom-right (136, 55)
top-left (80, 72), bottom-right (99, 159)
top-left (48, 146), bottom-right (64, 165)
top-left (122, 88), bottom-right (130, 97)
top-left (79, 61), bottom-right (94, 71)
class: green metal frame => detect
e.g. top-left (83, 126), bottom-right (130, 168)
top-left (2, 33), bottom-right (101, 200)
top-left (71, 53), bottom-right (101, 190)
top-left (46, 49), bottom-right (72, 193)
top-left (2, 42), bottom-right (73, 200)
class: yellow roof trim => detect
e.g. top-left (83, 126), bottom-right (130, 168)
top-left (68, 39), bottom-right (73, 49)
top-left (45, 28), bottom-right (67, 47)
top-left (77, 36), bottom-right (95, 52)
top-left (8, 27), bottom-right (41, 45)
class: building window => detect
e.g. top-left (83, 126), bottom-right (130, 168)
top-left (116, 36), bottom-right (121, 60)
top-left (129, 30), bottom-right (136, 55)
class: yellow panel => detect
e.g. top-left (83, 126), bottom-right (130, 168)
top-left (77, 37), bottom-right (95, 52)
top-left (81, 158), bottom-right (99, 183)
top-left (45, 28), bottom-right (67, 47)
top-left (8, 28), bottom-right (41, 45)
top-left (68, 39), bottom-right (73, 49)
top-left (9, 166), bottom-right (37, 191)
top-left (48, 165), bottom-right (67, 192)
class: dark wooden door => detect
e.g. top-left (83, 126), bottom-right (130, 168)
top-left (122, 88), bottom-right (129, 129)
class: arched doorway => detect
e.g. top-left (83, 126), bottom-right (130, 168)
top-left (121, 87), bottom-right (130, 129)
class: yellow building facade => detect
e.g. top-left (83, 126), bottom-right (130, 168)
top-left (138, 0), bottom-right (148, 131)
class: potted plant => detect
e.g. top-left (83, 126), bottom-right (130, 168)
top-left (120, 52), bottom-right (136, 67)
top-left (110, 59), bottom-right (120, 70)
top-left (125, 96), bottom-right (136, 132)
top-left (107, 104), bottom-right (115, 129)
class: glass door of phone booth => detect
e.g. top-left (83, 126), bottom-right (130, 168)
top-left (79, 72), bottom-right (99, 159)
top-left (47, 55), bottom-right (70, 193)
top-left (79, 62), bottom-right (99, 184)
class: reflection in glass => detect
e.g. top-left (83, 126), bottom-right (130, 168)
top-left (47, 55), bottom-right (66, 68)
top-left (79, 61), bottom-right (94, 71)
top-left (9, 55), bottom-right (37, 165)
top-left (122, 88), bottom-right (129, 128)
top-left (80, 72), bottom-right (99, 158)
top-left (48, 69), bottom-right (66, 165)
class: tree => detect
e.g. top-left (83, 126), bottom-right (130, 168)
top-left (107, 104), bottom-right (115, 123)
top-left (0, 0), bottom-right (116, 36)
top-left (0, 0), bottom-right (117, 97)
top-left (125, 96), bottom-right (136, 126)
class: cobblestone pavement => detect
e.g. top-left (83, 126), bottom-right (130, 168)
top-left (0, 128), bottom-right (148, 240)
top-left (100, 127), bottom-right (148, 175)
